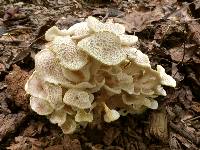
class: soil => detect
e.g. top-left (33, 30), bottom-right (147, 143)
top-left (0, 0), bottom-right (200, 149)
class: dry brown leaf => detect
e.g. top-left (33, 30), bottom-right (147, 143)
top-left (169, 44), bottom-right (198, 63)
top-left (191, 101), bottom-right (200, 113)
top-left (0, 112), bottom-right (27, 142)
top-left (121, 7), bottom-right (164, 33)
top-left (194, 0), bottom-right (200, 10)
top-left (172, 63), bottom-right (184, 82)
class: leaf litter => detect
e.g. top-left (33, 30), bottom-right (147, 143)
top-left (0, 0), bottom-right (200, 149)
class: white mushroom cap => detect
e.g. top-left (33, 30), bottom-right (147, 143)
top-left (30, 96), bottom-right (53, 115)
top-left (45, 82), bottom-right (63, 110)
top-left (156, 85), bottom-right (167, 96)
top-left (149, 100), bottom-right (158, 109)
top-left (25, 71), bottom-right (63, 110)
top-left (132, 68), bottom-right (161, 95)
top-left (67, 82), bottom-right (96, 89)
top-left (103, 103), bottom-right (120, 123)
top-left (35, 49), bottom-right (70, 85)
top-left (78, 31), bottom-right (126, 65)
top-left (157, 65), bottom-right (176, 87)
top-left (63, 89), bottom-right (93, 109)
top-left (48, 36), bottom-right (88, 71)
top-left (122, 94), bottom-right (158, 110)
top-left (66, 22), bottom-right (92, 40)
top-left (75, 109), bottom-right (93, 122)
top-left (45, 26), bottom-right (69, 41)
top-left (49, 108), bottom-right (67, 126)
top-left (86, 16), bottom-right (125, 35)
top-left (25, 71), bottom-right (47, 99)
top-left (116, 72), bottom-right (134, 94)
top-left (104, 85), bottom-right (121, 96)
top-left (123, 47), bottom-right (151, 67)
top-left (60, 117), bottom-right (76, 134)
top-left (119, 34), bottom-right (138, 46)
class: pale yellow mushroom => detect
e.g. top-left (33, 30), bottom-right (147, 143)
top-left (25, 71), bottom-right (47, 99)
top-left (49, 108), bottom-right (66, 126)
top-left (45, 82), bottom-right (63, 110)
top-left (24, 16), bottom-right (177, 134)
top-left (35, 49), bottom-right (70, 86)
top-left (75, 109), bottom-right (93, 122)
top-left (45, 26), bottom-right (69, 41)
top-left (120, 34), bottom-right (138, 46)
top-left (30, 96), bottom-right (53, 115)
top-left (78, 31), bottom-right (126, 65)
top-left (103, 103), bottom-right (120, 123)
top-left (63, 89), bottom-right (93, 109)
top-left (122, 94), bottom-right (158, 110)
top-left (60, 117), bottom-right (76, 134)
top-left (122, 47), bottom-right (151, 67)
top-left (156, 85), bottom-right (167, 96)
top-left (25, 72), bottom-right (63, 110)
top-left (47, 36), bottom-right (88, 71)
top-left (157, 65), bottom-right (176, 87)
top-left (86, 16), bottom-right (125, 35)
top-left (66, 22), bottom-right (92, 40)
top-left (62, 61), bottom-right (91, 84)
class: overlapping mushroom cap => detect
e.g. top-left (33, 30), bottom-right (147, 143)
top-left (25, 16), bottom-right (176, 134)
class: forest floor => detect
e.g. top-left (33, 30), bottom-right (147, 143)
top-left (0, 0), bottom-right (200, 149)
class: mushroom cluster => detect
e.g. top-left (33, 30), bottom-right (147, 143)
top-left (25, 16), bottom-right (176, 134)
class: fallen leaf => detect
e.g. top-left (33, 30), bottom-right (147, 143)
top-left (191, 101), bottom-right (200, 113)
top-left (121, 7), bottom-right (164, 33)
top-left (0, 112), bottom-right (27, 142)
top-left (172, 63), bottom-right (184, 82)
top-left (194, 0), bottom-right (200, 10)
top-left (169, 44), bottom-right (198, 63)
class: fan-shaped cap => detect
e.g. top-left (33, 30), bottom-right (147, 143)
top-left (116, 72), bottom-right (134, 94)
top-left (132, 68), bottom-right (161, 95)
top-left (123, 47), bottom-right (151, 67)
top-left (25, 71), bottom-right (47, 99)
top-left (104, 85), bottom-right (121, 96)
top-left (86, 16), bottom-right (125, 35)
top-left (62, 62), bottom-right (90, 83)
top-left (149, 100), bottom-right (158, 109)
top-left (35, 49), bottom-right (70, 86)
top-left (157, 65), bottom-right (176, 87)
top-left (78, 31), bottom-right (126, 65)
top-left (48, 36), bottom-right (88, 70)
top-left (103, 103), bottom-right (120, 123)
top-left (60, 117), bottom-right (76, 134)
top-left (66, 22), bottom-right (91, 40)
top-left (75, 109), bottom-right (93, 122)
top-left (45, 26), bottom-right (69, 41)
top-left (89, 78), bottom-right (105, 93)
top-left (25, 71), bottom-right (63, 110)
top-left (122, 94), bottom-right (158, 110)
top-left (49, 108), bottom-right (66, 126)
top-left (120, 34), bottom-right (138, 46)
top-left (156, 85), bottom-right (167, 96)
top-left (30, 96), bottom-right (53, 115)
top-left (63, 89), bottom-right (93, 109)
top-left (45, 82), bottom-right (63, 110)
